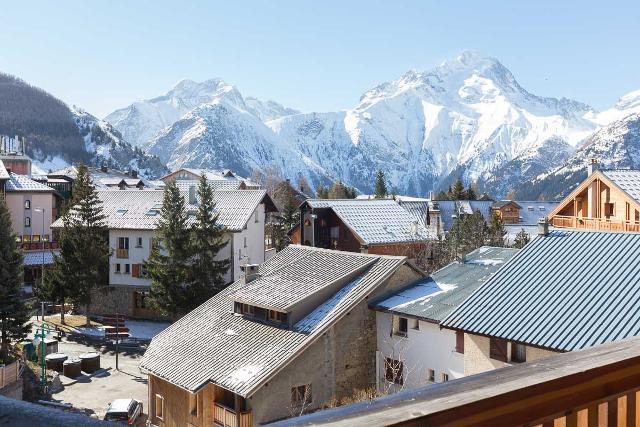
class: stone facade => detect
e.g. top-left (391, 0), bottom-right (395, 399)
top-left (463, 333), bottom-right (559, 376)
top-left (88, 284), bottom-right (164, 320)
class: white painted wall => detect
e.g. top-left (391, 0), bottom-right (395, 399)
top-left (108, 203), bottom-right (267, 287)
top-left (375, 311), bottom-right (464, 392)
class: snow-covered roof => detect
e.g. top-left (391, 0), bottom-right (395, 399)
top-left (50, 189), bottom-right (273, 232)
top-left (515, 201), bottom-right (559, 225)
top-left (49, 165), bottom-right (158, 190)
top-left (436, 200), bottom-right (493, 232)
top-left (372, 246), bottom-right (518, 322)
top-left (303, 199), bottom-right (437, 244)
top-left (5, 173), bottom-right (56, 193)
top-left (23, 250), bottom-right (60, 266)
top-left (0, 160), bottom-right (9, 180)
top-left (175, 179), bottom-right (244, 192)
top-left (140, 245), bottom-right (409, 396)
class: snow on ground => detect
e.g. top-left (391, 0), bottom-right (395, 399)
top-left (32, 155), bottom-right (70, 174)
top-left (73, 320), bottom-right (170, 339)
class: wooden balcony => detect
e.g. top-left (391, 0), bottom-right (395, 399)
top-left (116, 248), bottom-right (129, 259)
top-left (213, 403), bottom-right (252, 427)
top-left (269, 336), bottom-right (640, 427)
top-left (551, 215), bottom-right (640, 232)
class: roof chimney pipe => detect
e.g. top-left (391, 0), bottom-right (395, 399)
top-left (538, 218), bottom-right (550, 237)
top-left (587, 158), bottom-right (599, 176)
top-left (429, 190), bottom-right (435, 200)
top-left (241, 263), bottom-right (261, 284)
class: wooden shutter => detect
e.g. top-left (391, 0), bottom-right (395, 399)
top-left (456, 331), bottom-right (465, 354)
top-left (132, 264), bottom-right (141, 278)
top-left (490, 338), bottom-right (508, 362)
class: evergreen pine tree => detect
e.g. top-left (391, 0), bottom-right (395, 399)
top-left (41, 256), bottom-right (71, 325)
top-left (146, 180), bottom-right (192, 319)
top-left (450, 178), bottom-right (466, 200)
top-left (64, 163), bottom-right (110, 325)
top-left (446, 209), bottom-right (488, 259)
top-left (513, 229), bottom-right (530, 249)
top-left (186, 175), bottom-right (230, 311)
top-left (487, 211), bottom-right (507, 247)
top-left (374, 170), bottom-right (388, 198)
top-left (0, 197), bottom-right (28, 363)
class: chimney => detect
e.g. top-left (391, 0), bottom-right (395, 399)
top-left (429, 190), bottom-right (435, 200)
top-left (587, 158), bottom-right (599, 176)
top-left (241, 263), bottom-right (260, 284)
top-left (130, 169), bottom-right (138, 178)
top-left (188, 185), bottom-right (196, 204)
top-left (538, 218), bottom-right (549, 236)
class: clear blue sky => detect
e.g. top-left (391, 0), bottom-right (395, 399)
top-left (1, 1), bottom-right (638, 118)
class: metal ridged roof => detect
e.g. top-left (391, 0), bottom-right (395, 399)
top-left (441, 230), bottom-right (640, 351)
top-left (516, 201), bottom-right (559, 225)
top-left (139, 245), bottom-right (408, 396)
top-left (372, 247), bottom-right (518, 322)
top-left (23, 250), bottom-right (60, 266)
top-left (304, 199), bottom-right (437, 244)
top-left (601, 170), bottom-right (640, 202)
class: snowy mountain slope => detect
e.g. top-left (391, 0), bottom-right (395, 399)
top-left (146, 100), bottom-right (332, 188)
top-left (72, 108), bottom-right (169, 178)
top-left (244, 97), bottom-right (300, 122)
top-left (518, 114), bottom-right (640, 200)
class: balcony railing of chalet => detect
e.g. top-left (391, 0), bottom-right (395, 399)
top-left (21, 241), bottom-right (59, 251)
top-left (116, 248), bottom-right (129, 259)
top-left (551, 215), bottom-right (640, 232)
top-left (267, 336), bottom-right (640, 427)
top-left (214, 403), bottom-right (252, 427)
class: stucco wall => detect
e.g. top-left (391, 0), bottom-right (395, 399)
top-left (376, 312), bottom-right (463, 391)
top-left (463, 333), bottom-right (559, 376)
top-left (5, 192), bottom-right (55, 237)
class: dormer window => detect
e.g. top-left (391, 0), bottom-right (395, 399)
top-left (241, 304), bottom-right (254, 316)
top-left (268, 310), bottom-right (287, 324)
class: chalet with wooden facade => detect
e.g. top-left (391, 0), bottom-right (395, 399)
top-left (548, 160), bottom-right (640, 232)
top-left (441, 227), bottom-right (640, 376)
top-left (370, 246), bottom-right (518, 392)
top-left (291, 199), bottom-right (437, 257)
top-left (490, 200), bottom-right (522, 224)
top-left (140, 246), bottom-right (425, 426)
top-left (51, 188), bottom-right (276, 320)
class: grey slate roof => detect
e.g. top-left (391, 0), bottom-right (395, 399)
top-left (516, 201), bottom-right (559, 225)
top-left (372, 247), bottom-right (518, 322)
top-left (304, 199), bottom-right (437, 244)
top-left (50, 189), bottom-right (270, 231)
top-left (139, 245), bottom-right (409, 396)
top-left (397, 200), bottom-right (431, 228)
top-left (601, 170), bottom-right (640, 203)
top-left (5, 173), bottom-right (56, 192)
top-left (437, 200), bottom-right (493, 232)
top-left (175, 179), bottom-right (244, 192)
top-left (441, 230), bottom-right (640, 351)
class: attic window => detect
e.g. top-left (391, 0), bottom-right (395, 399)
top-left (116, 209), bottom-right (128, 216)
top-left (528, 206), bottom-right (534, 211)
top-left (146, 210), bottom-right (159, 216)
top-left (268, 310), bottom-right (288, 324)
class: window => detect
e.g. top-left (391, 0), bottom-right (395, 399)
top-left (384, 358), bottom-right (404, 385)
top-left (136, 237), bottom-right (143, 248)
top-left (268, 310), bottom-right (288, 324)
top-left (605, 202), bottom-right (615, 218)
top-left (154, 394), bottom-right (164, 420)
top-left (189, 393), bottom-right (198, 416)
top-left (528, 206), bottom-right (534, 211)
top-left (24, 200), bottom-right (31, 210)
top-left (254, 210), bottom-right (259, 223)
top-left (244, 236), bottom-right (247, 248)
top-left (115, 264), bottom-right (121, 273)
top-left (24, 217), bottom-right (31, 227)
top-left (442, 373), bottom-right (449, 382)
top-left (412, 319), bottom-right (420, 330)
top-left (511, 343), bottom-right (526, 363)
top-left (238, 249), bottom-right (242, 260)
top-left (427, 369), bottom-right (435, 383)
top-left (455, 331), bottom-right (465, 354)
top-left (241, 304), bottom-right (254, 316)
top-left (42, 234), bottom-right (49, 242)
top-left (396, 317), bottom-right (408, 336)
top-left (125, 264), bottom-right (130, 274)
top-left (291, 384), bottom-right (312, 407)
top-left (118, 237), bottom-right (129, 250)
top-left (490, 337), bottom-right (508, 362)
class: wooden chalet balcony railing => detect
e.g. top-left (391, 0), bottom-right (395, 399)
top-left (213, 403), bottom-right (252, 427)
top-left (116, 248), bottom-right (129, 259)
top-left (551, 215), bottom-right (640, 232)
top-left (267, 336), bottom-right (640, 427)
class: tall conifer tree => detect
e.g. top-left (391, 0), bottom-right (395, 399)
top-left (374, 170), bottom-right (388, 198)
top-left (0, 197), bottom-right (28, 362)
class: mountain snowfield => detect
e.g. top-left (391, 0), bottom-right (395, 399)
top-left (105, 51), bottom-right (640, 197)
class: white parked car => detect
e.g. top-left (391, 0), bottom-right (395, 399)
top-left (104, 398), bottom-right (143, 425)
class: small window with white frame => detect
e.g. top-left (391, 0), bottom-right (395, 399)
top-left (24, 200), bottom-right (31, 210)
top-left (115, 264), bottom-right (121, 274)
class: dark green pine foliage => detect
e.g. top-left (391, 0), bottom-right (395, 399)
top-left (0, 197), bottom-right (28, 363)
top-left (41, 231), bottom-right (75, 325)
top-left (65, 163), bottom-right (110, 325)
top-left (374, 170), bottom-right (388, 198)
top-left (146, 180), bottom-right (192, 319)
top-left (186, 175), bottom-right (230, 311)
top-left (445, 209), bottom-right (488, 260)
top-left (450, 178), bottom-right (466, 200)
top-left (487, 211), bottom-right (507, 247)
top-left (513, 228), bottom-right (531, 249)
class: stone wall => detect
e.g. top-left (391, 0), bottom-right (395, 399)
top-left (0, 379), bottom-right (23, 400)
top-left (88, 285), bottom-right (164, 320)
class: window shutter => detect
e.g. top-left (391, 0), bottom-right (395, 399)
top-left (490, 338), bottom-right (508, 362)
top-left (132, 264), bottom-right (141, 278)
top-left (456, 331), bottom-right (465, 353)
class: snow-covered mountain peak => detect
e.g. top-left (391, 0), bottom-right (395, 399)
top-left (615, 90), bottom-right (640, 111)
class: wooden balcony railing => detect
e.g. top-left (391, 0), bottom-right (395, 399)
top-left (0, 360), bottom-right (20, 389)
top-left (116, 248), bottom-right (129, 259)
top-left (551, 215), bottom-right (640, 232)
top-left (214, 403), bottom-right (252, 427)
top-left (267, 336), bottom-right (640, 427)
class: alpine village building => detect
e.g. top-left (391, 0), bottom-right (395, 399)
top-left (140, 245), bottom-right (426, 427)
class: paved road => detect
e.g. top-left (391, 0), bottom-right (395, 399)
top-left (48, 336), bottom-right (149, 423)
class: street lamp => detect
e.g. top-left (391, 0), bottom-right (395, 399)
top-left (34, 208), bottom-right (46, 309)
